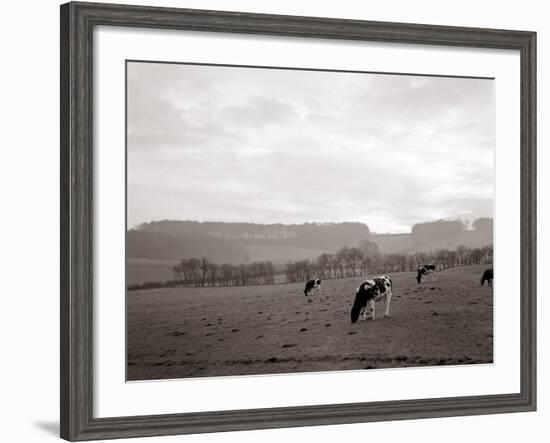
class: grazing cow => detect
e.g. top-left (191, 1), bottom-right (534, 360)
top-left (350, 275), bottom-right (392, 323)
top-left (304, 278), bottom-right (321, 296)
top-left (481, 269), bottom-right (493, 287)
top-left (416, 264), bottom-right (436, 283)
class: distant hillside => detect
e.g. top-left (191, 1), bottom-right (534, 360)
top-left (127, 218), bottom-right (492, 263)
top-left (128, 221), bottom-right (371, 263)
top-left (371, 233), bottom-right (414, 254)
top-left (373, 218), bottom-right (493, 254)
top-left (127, 229), bottom-right (250, 263)
top-left (244, 245), bottom-right (332, 263)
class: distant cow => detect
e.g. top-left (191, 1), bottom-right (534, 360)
top-left (416, 264), bottom-right (436, 283)
top-left (351, 275), bottom-right (393, 323)
top-left (304, 279), bottom-right (321, 296)
top-left (481, 269), bottom-right (493, 287)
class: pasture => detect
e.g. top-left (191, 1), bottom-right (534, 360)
top-left (127, 265), bottom-right (493, 380)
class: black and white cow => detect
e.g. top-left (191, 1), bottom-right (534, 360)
top-left (304, 279), bottom-right (321, 296)
top-left (416, 264), bottom-right (436, 283)
top-left (350, 275), bottom-right (392, 323)
top-left (481, 269), bottom-right (493, 287)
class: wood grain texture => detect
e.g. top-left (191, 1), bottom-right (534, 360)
top-left (60, 2), bottom-right (537, 441)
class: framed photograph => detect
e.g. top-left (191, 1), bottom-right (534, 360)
top-left (60, 1), bottom-right (536, 441)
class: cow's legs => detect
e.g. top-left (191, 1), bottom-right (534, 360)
top-left (431, 272), bottom-right (436, 281)
top-left (369, 299), bottom-right (376, 320)
top-left (360, 306), bottom-right (367, 321)
top-left (384, 291), bottom-right (392, 317)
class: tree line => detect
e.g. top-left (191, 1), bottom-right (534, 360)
top-left (170, 257), bottom-right (276, 287)
top-left (284, 243), bottom-right (493, 283)
top-left (128, 241), bottom-right (492, 290)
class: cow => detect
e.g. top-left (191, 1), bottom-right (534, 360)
top-left (350, 275), bottom-right (392, 323)
top-left (416, 264), bottom-right (436, 283)
top-left (481, 269), bottom-right (493, 287)
top-left (304, 278), bottom-right (321, 296)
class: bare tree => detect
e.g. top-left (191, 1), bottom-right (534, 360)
top-left (347, 247), bottom-right (364, 276)
top-left (187, 258), bottom-right (201, 286)
top-left (265, 261), bottom-right (275, 284)
top-left (285, 261), bottom-right (297, 283)
top-left (209, 262), bottom-right (218, 287)
top-left (239, 264), bottom-right (248, 286)
top-left (456, 245), bottom-right (466, 266)
top-left (316, 253), bottom-right (332, 278)
top-left (171, 262), bottom-right (182, 280)
top-left (220, 263), bottom-right (232, 286)
top-left (335, 246), bottom-right (350, 277)
top-left (200, 257), bottom-right (209, 286)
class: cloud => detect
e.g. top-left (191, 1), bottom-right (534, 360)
top-left (127, 62), bottom-right (494, 233)
top-left (217, 96), bottom-right (298, 128)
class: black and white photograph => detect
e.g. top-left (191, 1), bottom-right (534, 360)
top-left (126, 61), bottom-right (495, 381)
top-left (0, 0), bottom-right (544, 441)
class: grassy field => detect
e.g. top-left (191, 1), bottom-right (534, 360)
top-left (127, 265), bottom-right (493, 380)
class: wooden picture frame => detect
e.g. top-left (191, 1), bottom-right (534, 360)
top-left (60, 1), bottom-right (536, 440)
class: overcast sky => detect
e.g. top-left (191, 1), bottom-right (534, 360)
top-left (127, 61), bottom-right (494, 234)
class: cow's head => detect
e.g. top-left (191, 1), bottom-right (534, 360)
top-left (350, 285), bottom-right (367, 323)
top-left (416, 269), bottom-right (423, 283)
top-left (351, 306), bottom-right (362, 323)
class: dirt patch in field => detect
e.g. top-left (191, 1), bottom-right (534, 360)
top-left (127, 265), bottom-right (493, 380)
